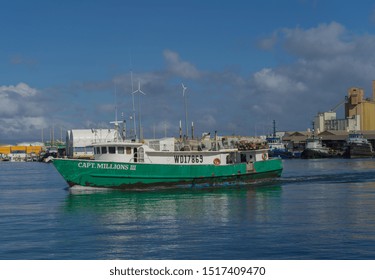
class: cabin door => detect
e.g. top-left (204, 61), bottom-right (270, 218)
top-left (133, 148), bottom-right (137, 162)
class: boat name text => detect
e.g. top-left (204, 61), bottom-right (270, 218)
top-left (174, 155), bottom-right (204, 164)
top-left (77, 162), bottom-right (136, 170)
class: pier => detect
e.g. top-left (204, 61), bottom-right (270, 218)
top-left (283, 130), bottom-right (375, 155)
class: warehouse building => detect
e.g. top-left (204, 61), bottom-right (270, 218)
top-left (66, 129), bottom-right (116, 158)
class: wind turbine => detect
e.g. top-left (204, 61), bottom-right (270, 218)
top-left (132, 80), bottom-right (146, 140)
top-left (182, 83), bottom-right (188, 138)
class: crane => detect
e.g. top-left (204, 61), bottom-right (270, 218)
top-left (329, 98), bottom-right (347, 112)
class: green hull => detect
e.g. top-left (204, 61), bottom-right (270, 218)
top-left (53, 158), bottom-right (283, 189)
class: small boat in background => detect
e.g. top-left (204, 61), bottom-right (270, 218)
top-left (301, 121), bottom-right (339, 159)
top-left (0, 154), bottom-right (10, 161)
top-left (40, 147), bottom-right (59, 163)
top-left (266, 120), bottom-right (293, 159)
top-left (301, 137), bottom-right (332, 159)
top-left (343, 132), bottom-right (374, 158)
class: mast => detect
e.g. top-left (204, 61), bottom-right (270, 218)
top-left (110, 82), bottom-right (126, 142)
top-left (132, 80), bottom-right (146, 140)
top-left (179, 120), bottom-right (182, 140)
top-left (182, 83), bottom-right (188, 138)
top-left (312, 121), bottom-right (316, 139)
top-left (129, 55), bottom-right (137, 141)
top-left (191, 122), bottom-right (194, 139)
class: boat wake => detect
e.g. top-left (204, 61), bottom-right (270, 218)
top-left (69, 185), bottom-right (113, 194)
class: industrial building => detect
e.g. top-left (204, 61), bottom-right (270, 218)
top-left (314, 80), bottom-right (375, 133)
top-left (284, 80), bottom-right (375, 151)
top-left (345, 83), bottom-right (375, 131)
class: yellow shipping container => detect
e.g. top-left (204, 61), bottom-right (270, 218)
top-left (0, 146), bottom-right (11, 154)
top-left (26, 146), bottom-right (42, 154)
top-left (11, 146), bottom-right (27, 152)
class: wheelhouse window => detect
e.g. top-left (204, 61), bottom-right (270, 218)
top-left (108, 146), bottom-right (116, 154)
top-left (118, 147), bottom-right (124, 154)
top-left (95, 147), bottom-right (101, 154)
top-left (126, 147), bottom-right (132, 154)
top-left (101, 146), bottom-right (107, 154)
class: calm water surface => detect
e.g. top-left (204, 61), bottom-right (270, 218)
top-left (1, 159), bottom-right (375, 260)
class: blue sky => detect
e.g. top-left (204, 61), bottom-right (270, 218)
top-left (2, 0), bottom-right (375, 142)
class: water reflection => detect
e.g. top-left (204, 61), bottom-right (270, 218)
top-left (61, 183), bottom-right (282, 259)
top-left (64, 183), bottom-right (283, 222)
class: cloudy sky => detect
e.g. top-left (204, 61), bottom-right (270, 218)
top-left (2, 0), bottom-right (375, 143)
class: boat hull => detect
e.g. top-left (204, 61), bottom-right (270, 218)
top-left (269, 149), bottom-right (294, 159)
top-left (343, 143), bottom-right (374, 159)
top-left (301, 149), bottom-right (329, 159)
top-left (53, 158), bottom-right (283, 189)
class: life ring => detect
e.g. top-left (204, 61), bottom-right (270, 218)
top-left (213, 158), bottom-right (221, 165)
top-left (262, 153), bottom-right (268, 160)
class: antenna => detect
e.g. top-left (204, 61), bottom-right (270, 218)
top-left (121, 112), bottom-right (126, 140)
top-left (179, 120), bottom-right (182, 139)
top-left (114, 82), bottom-right (118, 123)
top-left (109, 81), bottom-right (127, 142)
top-left (132, 79), bottom-right (146, 140)
top-left (129, 52), bottom-right (136, 140)
top-left (182, 83), bottom-right (188, 138)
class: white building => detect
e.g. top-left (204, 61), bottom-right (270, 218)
top-left (314, 112), bottom-right (360, 132)
top-left (66, 129), bottom-right (116, 158)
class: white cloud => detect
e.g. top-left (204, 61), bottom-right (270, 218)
top-left (163, 50), bottom-right (200, 79)
top-left (0, 82), bottom-right (42, 119)
top-left (253, 68), bottom-right (307, 93)
top-left (0, 96), bottom-right (19, 116)
top-left (0, 116), bottom-right (48, 136)
top-left (281, 22), bottom-right (354, 58)
top-left (0, 82), bottom-right (53, 141)
top-left (0, 82), bottom-right (38, 97)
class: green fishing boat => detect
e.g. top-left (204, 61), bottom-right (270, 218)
top-left (53, 132), bottom-right (282, 189)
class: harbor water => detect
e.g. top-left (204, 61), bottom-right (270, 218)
top-left (1, 159), bottom-right (375, 260)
